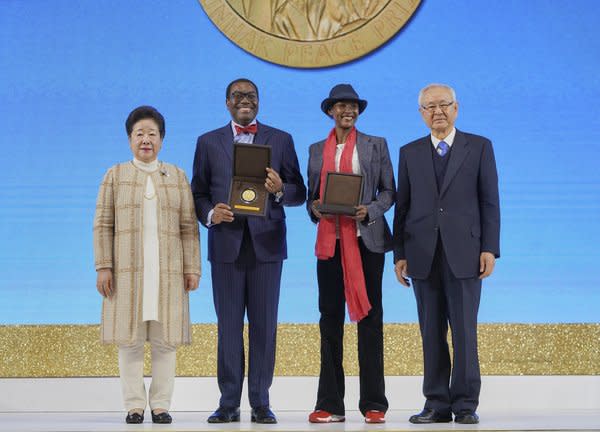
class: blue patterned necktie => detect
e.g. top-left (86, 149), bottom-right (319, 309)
top-left (436, 141), bottom-right (449, 157)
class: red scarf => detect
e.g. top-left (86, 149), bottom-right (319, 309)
top-left (315, 127), bottom-right (371, 322)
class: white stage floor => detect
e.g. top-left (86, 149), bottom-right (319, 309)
top-left (2, 377), bottom-right (599, 431)
top-left (0, 410), bottom-right (599, 432)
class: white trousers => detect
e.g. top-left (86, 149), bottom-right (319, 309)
top-left (118, 320), bottom-right (176, 411)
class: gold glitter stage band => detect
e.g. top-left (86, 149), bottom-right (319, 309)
top-left (1, 324), bottom-right (598, 377)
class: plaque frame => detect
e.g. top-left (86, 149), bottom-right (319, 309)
top-left (228, 143), bottom-right (271, 216)
top-left (315, 172), bottom-right (364, 216)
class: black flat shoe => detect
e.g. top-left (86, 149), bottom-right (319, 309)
top-left (409, 408), bottom-right (452, 424)
top-left (455, 411), bottom-right (479, 424)
top-left (151, 411), bottom-right (172, 424)
top-left (125, 411), bottom-right (144, 424)
top-left (251, 406), bottom-right (277, 424)
top-left (207, 406), bottom-right (240, 423)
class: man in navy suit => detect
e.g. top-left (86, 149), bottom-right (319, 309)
top-left (393, 84), bottom-right (500, 425)
top-left (191, 78), bottom-right (306, 424)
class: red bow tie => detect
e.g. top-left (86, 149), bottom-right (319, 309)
top-left (234, 124), bottom-right (257, 135)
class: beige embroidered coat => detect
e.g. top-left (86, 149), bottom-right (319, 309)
top-left (93, 162), bottom-right (200, 346)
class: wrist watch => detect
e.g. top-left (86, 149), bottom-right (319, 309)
top-left (274, 184), bottom-right (284, 201)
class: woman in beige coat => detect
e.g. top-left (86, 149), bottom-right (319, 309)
top-left (93, 106), bottom-right (200, 424)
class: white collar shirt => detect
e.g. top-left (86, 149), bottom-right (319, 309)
top-left (430, 127), bottom-right (457, 150)
top-left (231, 119), bottom-right (257, 143)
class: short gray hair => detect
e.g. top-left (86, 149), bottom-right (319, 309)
top-left (418, 83), bottom-right (457, 106)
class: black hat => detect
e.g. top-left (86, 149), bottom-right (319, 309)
top-left (321, 84), bottom-right (368, 116)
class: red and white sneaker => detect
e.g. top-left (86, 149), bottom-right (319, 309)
top-left (308, 410), bottom-right (345, 423)
top-left (365, 410), bottom-right (386, 423)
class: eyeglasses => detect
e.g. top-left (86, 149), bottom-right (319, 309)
top-left (420, 101), bottom-right (454, 113)
top-left (230, 91), bottom-right (258, 103)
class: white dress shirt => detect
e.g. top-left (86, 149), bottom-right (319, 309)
top-left (431, 127), bottom-right (457, 150)
top-left (335, 142), bottom-right (361, 174)
top-left (231, 119), bottom-right (257, 143)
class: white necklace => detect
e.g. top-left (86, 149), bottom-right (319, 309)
top-left (144, 190), bottom-right (156, 200)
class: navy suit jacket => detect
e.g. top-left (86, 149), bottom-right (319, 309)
top-left (306, 131), bottom-right (396, 254)
top-left (191, 122), bottom-right (306, 263)
top-left (393, 129), bottom-right (500, 279)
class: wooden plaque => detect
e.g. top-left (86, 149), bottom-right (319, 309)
top-left (228, 143), bottom-right (271, 216)
top-left (315, 172), bottom-right (364, 216)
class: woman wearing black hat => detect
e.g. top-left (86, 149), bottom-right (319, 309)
top-left (306, 84), bottom-right (396, 424)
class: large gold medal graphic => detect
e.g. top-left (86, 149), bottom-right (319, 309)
top-left (199, 0), bottom-right (421, 68)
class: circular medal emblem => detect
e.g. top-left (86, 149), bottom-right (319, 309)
top-left (241, 187), bottom-right (257, 203)
top-left (199, 0), bottom-right (421, 68)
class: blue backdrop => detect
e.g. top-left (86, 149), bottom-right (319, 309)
top-left (1, 0), bottom-right (599, 324)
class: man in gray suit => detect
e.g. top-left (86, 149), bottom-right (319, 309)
top-left (306, 84), bottom-right (395, 424)
top-left (393, 83), bottom-right (500, 425)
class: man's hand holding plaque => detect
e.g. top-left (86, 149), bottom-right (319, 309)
top-left (211, 203), bottom-right (235, 224)
top-left (265, 167), bottom-right (283, 195)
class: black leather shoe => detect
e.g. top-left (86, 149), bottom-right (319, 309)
top-left (207, 406), bottom-right (240, 423)
top-left (409, 408), bottom-right (452, 424)
top-left (151, 411), bottom-right (172, 424)
top-left (454, 411), bottom-right (479, 424)
top-left (251, 406), bottom-right (277, 424)
top-left (125, 411), bottom-right (144, 424)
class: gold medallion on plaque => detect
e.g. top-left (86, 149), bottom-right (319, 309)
top-left (241, 187), bottom-right (257, 204)
top-left (198, 0), bottom-right (421, 68)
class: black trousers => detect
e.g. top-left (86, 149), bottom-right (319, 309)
top-left (412, 239), bottom-right (482, 415)
top-left (315, 238), bottom-right (388, 416)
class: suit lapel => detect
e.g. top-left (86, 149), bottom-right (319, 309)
top-left (311, 141), bottom-right (325, 198)
top-left (314, 142), bottom-right (324, 173)
top-left (218, 124), bottom-right (234, 162)
top-left (254, 121), bottom-right (272, 145)
top-left (356, 131), bottom-right (372, 175)
top-left (440, 129), bottom-right (470, 196)
top-left (415, 136), bottom-right (438, 196)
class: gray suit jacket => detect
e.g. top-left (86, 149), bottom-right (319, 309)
top-left (307, 131), bottom-right (396, 253)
